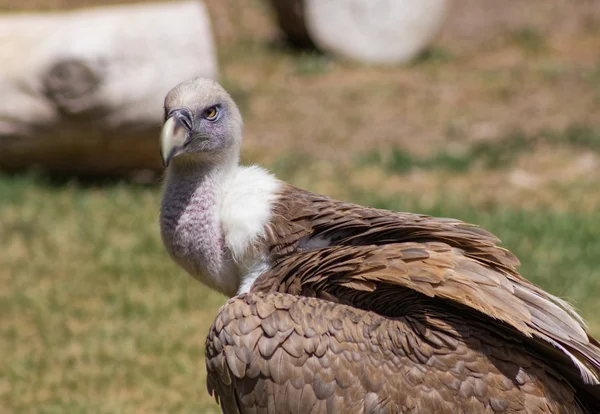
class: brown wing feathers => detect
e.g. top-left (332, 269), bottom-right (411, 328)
top-left (207, 292), bottom-right (587, 413)
top-left (207, 184), bottom-right (600, 412)
top-left (267, 187), bottom-right (600, 384)
top-left (267, 185), bottom-right (520, 271)
top-left (254, 242), bottom-right (600, 385)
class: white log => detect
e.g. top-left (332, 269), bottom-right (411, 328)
top-left (270, 0), bottom-right (450, 64)
top-left (0, 1), bottom-right (218, 176)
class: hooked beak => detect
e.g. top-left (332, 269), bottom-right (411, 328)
top-left (160, 114), bottom-right (189, 167)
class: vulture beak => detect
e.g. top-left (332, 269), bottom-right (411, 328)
top-left (160, 114), bottom-right (189, 167)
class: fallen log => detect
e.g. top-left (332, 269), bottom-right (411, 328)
top-left (0, 0), bottom-right (218, 177)
top-left (268, 0), bottom-right (450, 64)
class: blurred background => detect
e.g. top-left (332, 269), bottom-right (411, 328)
top-left (1, 0), bottom-right (599, 412)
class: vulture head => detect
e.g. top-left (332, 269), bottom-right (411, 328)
top-left (160, 77), bottom-right (243, 168)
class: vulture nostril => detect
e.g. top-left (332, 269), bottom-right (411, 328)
top-left (169, 109), bottom-right (193, 130)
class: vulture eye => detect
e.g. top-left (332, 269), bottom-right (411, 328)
top-left (203, 106), bottom-right (219, 121)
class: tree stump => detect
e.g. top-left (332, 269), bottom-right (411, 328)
top-left (0, 1), bottom-right (218, 177)
top-left (269, 0), bottom-right (315, 49)
top-left (268, 0), bottom-right (450, 64)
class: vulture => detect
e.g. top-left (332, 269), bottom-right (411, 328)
top-left (159, 78), bottom-right (600, 413)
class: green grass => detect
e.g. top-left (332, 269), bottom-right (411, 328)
top-left (412, 47), bottom-right (455, 65)
top-left (551, 123), bottom-right (600, 150)
top-left (356, 133), bottom-right (529, 173)
top-left (0, 174), bottom-right (224, 413)
top-left (1, 172), bottom-right (599, 412)
top-left (510, 27), bottom-right (548, 55)
top-left (591, 59), bottom-right (600, 103)
top-left (292, 52), bottom-right (332, 77)
top-left (357, 124), bottom-right (600, 174)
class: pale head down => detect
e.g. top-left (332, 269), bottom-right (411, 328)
top-left (161, 77), bottom-right (243, 168)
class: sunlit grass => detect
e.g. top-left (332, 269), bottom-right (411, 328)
top-left (356, 124), bottom-right (600, 174)
top-left (1, 170), bottom-right (599, 412)
top-left (0, 174), bottom-right (224, 413)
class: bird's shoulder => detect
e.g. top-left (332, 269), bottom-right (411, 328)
top-left (267, 183), bottom-right (519, 272)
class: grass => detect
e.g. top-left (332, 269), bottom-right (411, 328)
top-left (291, 52), bottom-right (332, 77)
top-left (0, 174), bottom-right (224, 413)
top-left (510, 27), bottom-right (548, 55)
top-left (412, 47), bottom-right (455, 65)
top-left (357, 124), bottom-right (600, 174)
top-left (1, 172), bottom-right (600, 412)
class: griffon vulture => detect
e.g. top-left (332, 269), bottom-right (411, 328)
top-left (159, 78), bottom-right (600, 413)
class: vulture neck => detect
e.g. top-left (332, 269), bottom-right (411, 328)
top-left (160, 153), bottom-right (240, 296)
